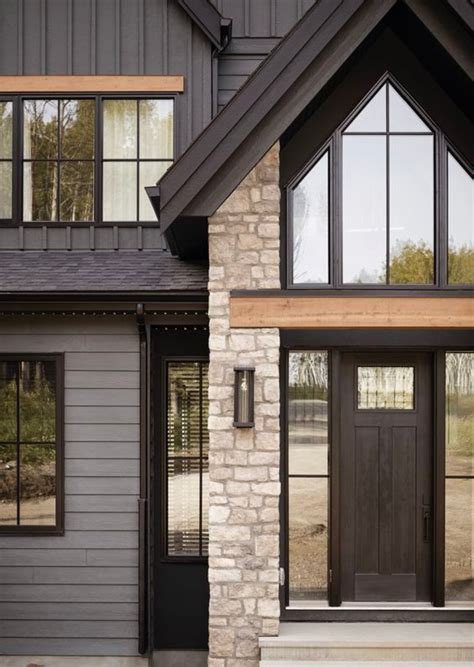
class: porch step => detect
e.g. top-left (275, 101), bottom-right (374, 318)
top-left (259, 623), bottom-right (474, 663)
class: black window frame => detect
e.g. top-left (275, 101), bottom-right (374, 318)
top-left (285, 74), bottom-right (473, 292)
top-left (0, 353), bottom-right (64, 536)
top-left (0, 93), bottom-right (176, 226)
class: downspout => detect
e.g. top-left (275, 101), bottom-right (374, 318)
top-left (136, 303), bottom-right (150, 655)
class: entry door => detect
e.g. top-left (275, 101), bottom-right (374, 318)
top-left (152, 327), bottom-right (209, 650)
top-left (340, 352), bottom-right (433, 602)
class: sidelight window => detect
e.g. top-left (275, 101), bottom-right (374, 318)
top-left (166, 360), bottom-right (209, 557)
top-left (288, 351), bottom-right (329, 602)
top-left (288, 77), bottom-right (472, 288)
top-left (0, 356), bottom-right (63, 534)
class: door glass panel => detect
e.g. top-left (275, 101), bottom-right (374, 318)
top-left (343, 135), bottom-right (386, 283)
top-left (166, 361), bottom-right (208, 557)
top-left (446, 352), bottom-right (473, 478)
top-left (345, 84), bottom-right (386, 133)
top-left (288, 352), bottom-right (328, 475)
top-left (292, 151), bottom-right (329, 284)
top-left (357, 366), bottom-right (414, 410)
top-left (448, 153), bottom-right (474, 285)
top-left (389, 135), bottom-right (434, 284)
top-left (289, 477), bottom-right (328, 603)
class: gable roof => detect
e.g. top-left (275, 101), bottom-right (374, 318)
top-left (149, 0), bottom-right (473, 258)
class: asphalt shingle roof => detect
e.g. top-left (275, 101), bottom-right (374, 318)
top-left (0, 251), bottom-right (208, 293)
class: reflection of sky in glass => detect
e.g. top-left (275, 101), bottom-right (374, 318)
top-left (292, 152), bottom-right (329, 284)
top-left (346, 85), bottom-right (386, 132)
top-left (389, 86), bottom-right (429, 132)
top-left (343, 135), bottom-right (386, 283)
top-left (448, 153), bottom-right (473, 249)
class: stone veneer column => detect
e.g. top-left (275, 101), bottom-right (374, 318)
top-left (208, 143), bottom-right (281, 667)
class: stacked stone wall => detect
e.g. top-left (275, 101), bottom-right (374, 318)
top-left (208, 143), bottom-right (281, 667)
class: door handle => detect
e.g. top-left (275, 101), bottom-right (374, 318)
top-left (422, 506), bottom-right (431, 543)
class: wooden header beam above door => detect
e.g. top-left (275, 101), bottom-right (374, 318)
top-left (0, 76), bottom-right (185, 93)
top-left (230, 295), bottom-right (474, 329)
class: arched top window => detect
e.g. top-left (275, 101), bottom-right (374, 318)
top-left (289, 78), bottom-right (473, 289)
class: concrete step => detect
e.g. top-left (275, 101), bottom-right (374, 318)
top-left (259, 623), bottom-right (474, 663)
top-left (261, 663), bottom-right (472, 667)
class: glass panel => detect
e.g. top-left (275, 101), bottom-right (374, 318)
top-left (445, 478), bottom-right (473, 601)
top-left (289, 477), bottom-right (328, 602)
top-left (0, 361), bottom-right (17, 442)
top-left (446, 352), bottom-right (473, 477)
top-left (103, 99), bottom-right (137, 159)
top-left (448, 153), bottom-right (474, 285)
top-left (357, 366), bottom-right (414, 410)
top-left (201, 365), bottom-right (209, 458)
top-left (24, 100), bottom-right (58, 160)
top-left (0, 161), bottom-right (12, 218)
top-left (139, 161), bottom-right (172, 221)
top-left (23, 161), bottom-right (57, 221)
top-left (19, 444), bottom-right (56, 525)
top-left (345, 84), bottom-right (386, 133)
top-left (167, 362), bottom-right (202, 458)
top-left (0, 101), bottom-right (13, 158)
top-left (60, 161), bottom-right (94, 222)
top-left (288, 352), bottom-right (328, 476)
top-left (389, 135), bottom-right (434, 284)
top-left (103, 162), bottom-right (137, 221)
top-left (167, 457), bottom-right (200, 556)
top-left (139, 99), bottom-right (174, 159)
top-left (343, 135), bottom-right (386, 283)
top-left (19, 360), bottom-right (56, 443)
top-left (60, 99), bottom-right (95, 159)
top-left (292, 152), bottom-right (329, 284)
top-left (0, 444), bottom-right (17, 525)
top-left (389, 84), bottom-right (430, 133)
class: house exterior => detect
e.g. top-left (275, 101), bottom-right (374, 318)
top-left (0, 1), bottom-right (472, 666)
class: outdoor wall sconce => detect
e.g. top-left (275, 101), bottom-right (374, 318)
top-left (233, 367), bottom-right (255, 428)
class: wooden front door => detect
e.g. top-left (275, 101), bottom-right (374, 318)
top-left (340, 352), bottom-right (433, 602)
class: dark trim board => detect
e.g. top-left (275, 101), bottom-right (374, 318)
top-left (280, 329), bottom-right (474, 349)
top-left (282, 608), bottom-right (474, 622)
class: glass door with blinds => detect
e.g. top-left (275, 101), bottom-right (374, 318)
top-left (152, 327), bottom-right (209, 652)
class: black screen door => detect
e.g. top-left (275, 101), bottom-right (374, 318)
top-left (340, 352), bottom-right (433, 602)
top-left (152, 327), bottom-right (209, 650)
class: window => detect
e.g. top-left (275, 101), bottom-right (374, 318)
top-left (288, 351), bottom-right (329, 603)
top-left (0, 355), bottom-right (63, 534)
top-left (357, 366), bottom-right (414, 410)
top-left (166, 360), bottom-right (209, 557)
top-left (288, 77), bottom-right (473, 288)
top-left (0, 95), bottom-right (174, 224)
top-left (445, 352), bottom-right (473, 601)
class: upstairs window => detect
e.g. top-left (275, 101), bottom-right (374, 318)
top-left (289, 78), bottom-right (473, 288)
top-left (0, 95), bottom-right (174, 224)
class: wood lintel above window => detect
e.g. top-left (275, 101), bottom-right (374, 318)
top-left (229, 294), bottom-right (474, 329)
top-left (0, 75), bottom-right (185, 93)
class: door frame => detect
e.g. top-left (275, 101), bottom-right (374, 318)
top-left (279, 328), bottom-right (474, 621)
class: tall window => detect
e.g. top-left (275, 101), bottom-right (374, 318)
top-left (166, 360), bottom-right (209, 557)
top-left (289, 78), bottom-right (473, 288)
top-left (288, 351), bottom-right (329, 603)
top-left (0, 96), bottom-right (173, 223)
top-left (0, 356), bottom-right (63, 534)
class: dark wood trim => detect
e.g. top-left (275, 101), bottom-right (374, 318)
top-left (328, 350), bottom-right (341, 606)
top-left (0, 353), bottom-right (64, 536)
top-left (434, 350), bottom-right (446, 607)
top-left (281, 329), bottom-right (474, 349)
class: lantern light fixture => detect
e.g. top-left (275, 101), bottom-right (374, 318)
top-left (233, 367), bottom-right (255, 428)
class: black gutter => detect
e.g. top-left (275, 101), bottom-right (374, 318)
top-left (137, 303), bottom-right (150, 655)
top-left (0, 291), bottom-right (208, 302)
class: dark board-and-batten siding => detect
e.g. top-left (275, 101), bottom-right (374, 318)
top-left (0, 317), bottom-right (141, 657)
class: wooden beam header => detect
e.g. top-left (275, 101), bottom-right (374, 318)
top-left (0, 76), bottom-right (184, 93)
top-left (230, 296), bottom-right (474, 329)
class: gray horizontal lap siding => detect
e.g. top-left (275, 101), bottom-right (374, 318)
top-left (0, 0), bottom-right (212, 252)
top-left (0, 317), bottom-right (140, 656)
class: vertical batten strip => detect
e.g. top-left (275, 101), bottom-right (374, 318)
top-left (115, 0), bottom-right (121, 74)
top-left (162, 0), bottom-right (168, 74)
top-left (67, 0), bottom-right (73, 75)
top-left (91, 0), bottom-right (97, 75)
top-left (17, 0), bottom-right (24, 75)
top-left (41, 0), bottom-right (46, 74)
top-left (138, 0), bottom-right (145, 76)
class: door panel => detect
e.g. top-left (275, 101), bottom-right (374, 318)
top-left (152, 327), bottom-right (209, 650)
top-left (340, 352), bottom-right (433, 602)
